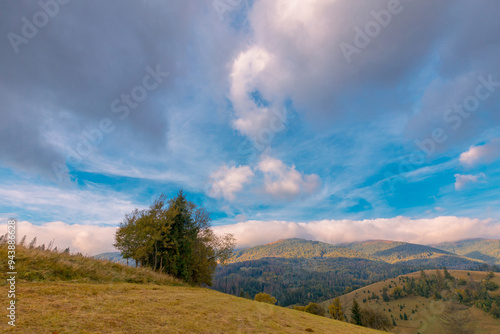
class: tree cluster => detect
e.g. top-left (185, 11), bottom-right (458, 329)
top-left (114, 191), bottom-right (235, 285)
top-left (350, 299), bottom-right (392, 331)
top-left (382, 269), bottom-right (500, 319)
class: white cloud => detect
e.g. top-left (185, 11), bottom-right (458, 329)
top-left (207, 165), bottom-right (254, 201)
top-left (213, 216), bottom-right (500, 249)
top-left (0, 182), bottom-right (139, 225)
top-left (460, 138), bottom-right (500, 167)
top-left (229, 47), bottom-right (286, 139)
top-left (454, 173), bottom-right (486, 191)
top-left (3, 220), bottom-right (118, 256)
top-left (258, 155), bottom-right (320, 199)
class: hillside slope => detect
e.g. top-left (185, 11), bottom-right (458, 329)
top-left (320, 270), bottom-right (500, 334)
top-left (433, 238), bottom-right (500, 264)
top-left (342, 240), bottom-right (481, 267)
top-left (0, 282), bottom-right (386, 334)
top-left (229, 238), bottom-right (377, 262)
top-left (0, 244), bottom-right (383, 334)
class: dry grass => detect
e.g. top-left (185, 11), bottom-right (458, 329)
top-left (0, 282), bottom-right (386, 334)
top-left (0, 244), bottom-right (181, 286)
top-left (321, 270), bottom-right (500, 334)
top-left (0, 244), bottom-right (385, 333)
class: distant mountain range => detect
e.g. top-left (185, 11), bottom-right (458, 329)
top-left (228, 238), bottom-right (492, 267)
top-left (94, 252), bottom-right (136, 266)
top-left (94, 238), bottom-right (499, 306)
top-left (95, 237), bottom-right (500, 267)
top-left (211, 238), bottom-right (499, 306)
top-left (432, 238), bottom-right (500, 264)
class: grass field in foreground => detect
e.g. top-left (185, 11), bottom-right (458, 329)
top-left (0, 282), bottom-right (386, 334)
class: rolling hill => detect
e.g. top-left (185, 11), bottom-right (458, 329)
top-left (320, 270), bottom-right (500, 334)
top-left (0, 243), bottom-right (383, 334)
top-left (433, 238), bottom-right (500, 265)
top-left (342, 240), bottom-right (473, 266)
top-left (229, 238), bottom-right (379, 262)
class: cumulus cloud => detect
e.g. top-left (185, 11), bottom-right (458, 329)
top-left (225, 0), bottom-right (500, 150)
top-left (213, 216), bottom-right (500, 249)
top-left (229, 0), bottom-right (455, 124)
top-left (460, 138), bottom-right (500, 166)
top-left (7, 220), bottom-right (118, 256)
top-left (258, 155), bottom-right (320, 199)
top-left (229, 47), bottom-right (287, 139)
top-left (207, 165), bottom-right (254, 201)
top-left (454, 173), bottom-right (486, 191)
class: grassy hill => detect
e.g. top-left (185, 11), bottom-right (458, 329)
top-left (320, 270), bottom-right (500, 334)
top-left (0, 243), bottom-right (383, 334)
top-left (433, 239), bottom-right (500, 264)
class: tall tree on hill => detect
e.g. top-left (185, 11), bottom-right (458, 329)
top-left (443, 267), bottom-right (454, 281)
top-left (351, 299), bottom-right (362, 326)
top-left (114, 191), bottom-right (235, 285)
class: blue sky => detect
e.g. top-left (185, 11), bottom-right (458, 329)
top-left (1, 0), bottom-right (500, 254)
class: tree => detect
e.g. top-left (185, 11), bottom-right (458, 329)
top-left (436, 269), bottom-right (444, 290)
top-left (351, 299), bottom-right (362, 326)
top-left (392, 286), bottom-right (403, 299)
top-left (328, 298), bottom-right (345, 321)
top-left (491, 302), bottom-right (500, 318)
top-left (114, 191), bottom-right (235, 285)
top-left (254, 292), bottom-right (277, 304)
top-left (443, 267), bottom-right (454, 281)
top-left (382, 287), bottom-right (390, 302)
top-left (360, 307), bottom-right (393, 331)
top-left (304, 302), bottom-right (325, 316)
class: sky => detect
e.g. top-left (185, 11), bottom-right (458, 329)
top-left (1, 0), bottom-right (500, 255)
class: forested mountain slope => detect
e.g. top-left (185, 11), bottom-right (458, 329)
top-left (433, 238), bottom-right (500, 264)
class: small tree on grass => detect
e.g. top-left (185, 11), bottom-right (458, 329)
top-left (254, 292), bottom-right (277, 304)
top-left (304, 302), bottom-right (325, 316)
top-left (328, 298), bottom-right (345, 321)
top-left (360, 307), bottom-right (393, 331)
